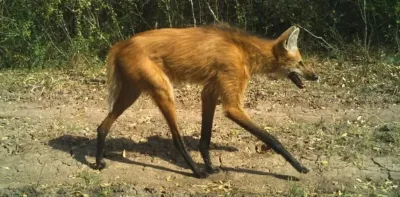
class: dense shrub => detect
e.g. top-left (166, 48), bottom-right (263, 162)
top-left (1, 0), bottom-right (399, 68)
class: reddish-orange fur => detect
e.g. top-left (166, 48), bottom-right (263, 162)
top-left (96, 25), bottom-right (318, 178)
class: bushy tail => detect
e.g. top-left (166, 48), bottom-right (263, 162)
top-left (106, 40), bottom-right (128, 112)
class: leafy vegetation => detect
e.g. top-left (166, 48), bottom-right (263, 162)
top-left (0, 2), bottom-right (399, 196)
top-left (1, 0), bottom-right (399, 68)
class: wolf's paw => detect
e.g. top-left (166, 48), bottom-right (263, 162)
top-left (91, 160), bottom-right (106, 170)
top-left (206, 166), bottom-right (222, 174)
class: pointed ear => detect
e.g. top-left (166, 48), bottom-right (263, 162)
top-left (277, 26), bottom-right (300, 52)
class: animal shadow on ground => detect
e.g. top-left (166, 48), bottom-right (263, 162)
top-left (48, 135), bottom-right (300, 181)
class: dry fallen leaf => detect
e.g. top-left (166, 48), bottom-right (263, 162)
top-left (100, 183), bottom-right (111, 187)
top-left (166, 175), bottom-right (175, 181)
top-left (320, 160), bottom-right (329, 166)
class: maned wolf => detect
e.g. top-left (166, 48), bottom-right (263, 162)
top-left (95, 25), bottom-right (319, 178)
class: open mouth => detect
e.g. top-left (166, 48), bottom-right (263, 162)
top-left (288, 72), bottom-right (304, 89)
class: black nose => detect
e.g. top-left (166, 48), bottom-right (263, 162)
top-left (308, 74), bottom-right (319, 81)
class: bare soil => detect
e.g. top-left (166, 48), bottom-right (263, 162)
top-left (0, 60), bottom-right (399, 196)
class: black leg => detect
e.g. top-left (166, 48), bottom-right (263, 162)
top-left (199, 86), bottom-right (221, 174)
top-left (95, 112), bottom-right (120, 169)
top-left (94, 88), bottom-right (141, 170)
top-left (151, 89), bottom-right (208, 178)
top-left (224, 107), bottom-right (309, 174)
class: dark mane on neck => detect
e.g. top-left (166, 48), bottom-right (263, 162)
top-left (200, 23), bottom-right (275, 73)
top-left (201, 23), bottom-right (256, 38)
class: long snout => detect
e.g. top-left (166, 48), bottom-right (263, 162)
top-left (305, 73), bottom-right (319, 81)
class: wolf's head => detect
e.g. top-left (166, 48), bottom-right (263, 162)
top-left (271, 26), bottom-right (319, 89)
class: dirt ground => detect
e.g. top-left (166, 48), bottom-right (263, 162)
top-left (0, 59), bottom-right (399, 196)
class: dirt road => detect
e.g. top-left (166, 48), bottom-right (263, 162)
top-left (0, 63), bottom-right (399, 196)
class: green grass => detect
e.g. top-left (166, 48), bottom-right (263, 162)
top-left (279, 121), bottom-right (400, 162)
top-left (0, 65), bottom-right (107, 104)
top-left (1, 57), bottom-right (399, 197)
top-left (285, 180), bottom-right (399, 197)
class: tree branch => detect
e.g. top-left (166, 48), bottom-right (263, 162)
top-left (296, 24), bottom-right (337, 51)
top-left (188, 0), bottom-right (196, 26)
top-left (205, 1), bottom-right (218, 23)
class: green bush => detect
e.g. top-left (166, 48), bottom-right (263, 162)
top-left (1, 0), bottom-right (398, 68)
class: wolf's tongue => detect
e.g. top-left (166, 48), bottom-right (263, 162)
top-left (288, 72), bottom-right (304, 89)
